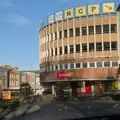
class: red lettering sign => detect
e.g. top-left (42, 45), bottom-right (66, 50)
top-left (57, 71), bottom-right (73, 79)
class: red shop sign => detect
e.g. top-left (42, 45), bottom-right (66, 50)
top-left (57, 71), bottom-right (73, 79)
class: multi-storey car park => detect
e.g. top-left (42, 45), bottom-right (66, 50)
top-left (39, 2), bottom-right (120, 95)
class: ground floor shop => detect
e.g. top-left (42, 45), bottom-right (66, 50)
top-left (47, 80), bottom-right (120, 97)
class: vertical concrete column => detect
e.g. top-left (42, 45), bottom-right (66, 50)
top-left (52, 85), bottom-right (55, 97)
top-left (81, 81), bottom-right (85, 93)
top-left (91, 84), bottom-right (94, 96)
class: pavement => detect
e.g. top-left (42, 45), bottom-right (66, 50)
top-left (2, 99), bottom-right (119, 120)
top-left (1, 100), bottom-right (52, 120)
top-left (1, 98), bottom-right (120, 120)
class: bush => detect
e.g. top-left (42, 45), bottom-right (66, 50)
top-left (8, 100), bottom-right (20, 109)
top-left (0, 100), bottom-right (8, 109)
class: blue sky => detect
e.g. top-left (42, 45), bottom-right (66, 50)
top-left (0, 0), bottom-right (119, 70)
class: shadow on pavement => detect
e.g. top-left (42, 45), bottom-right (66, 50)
top-left (0, 95), bottom-right (43, 120)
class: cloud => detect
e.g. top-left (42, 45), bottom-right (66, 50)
top-left (0, 0), bottom-right (14, 7)
top-left (4, 14), bottom-right (29, 26)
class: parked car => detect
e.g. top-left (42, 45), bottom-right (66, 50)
top-left (42, 88), bottom-right (52, 95)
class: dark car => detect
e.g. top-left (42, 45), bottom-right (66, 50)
top-left (42, 88), bottom-right (52, 95)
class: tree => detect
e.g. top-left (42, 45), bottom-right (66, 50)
top-left (20, 82), bottom-right (33, 97)
top-left (2, 65), bottom-right (19, 71)
top-left (2, 65), bottom-right (12, 69)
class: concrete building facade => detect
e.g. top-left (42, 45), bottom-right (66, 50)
top-left (39, 2), bottom-right (120, 93)
top-left (20, 70), bottom-right (41, 95)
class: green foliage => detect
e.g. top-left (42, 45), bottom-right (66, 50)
top-left (20, 82), bottom-right (33, 97)
top-left (2, 64), bottom-right (19, 70)
top-left (117, 68), bottom-right (120, 74)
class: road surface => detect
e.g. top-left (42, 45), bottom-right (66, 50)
top-left (3, 100), bottom-right (120, 120)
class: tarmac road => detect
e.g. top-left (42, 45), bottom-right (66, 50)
top-left (8, 100), bottom-right (120, 120)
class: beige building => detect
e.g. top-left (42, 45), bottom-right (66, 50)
top-left (39, 2), bottom-right (120, 93)
top-left (9, 70), bottom-right (20, 89)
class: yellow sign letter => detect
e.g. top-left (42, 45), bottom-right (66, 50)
top-left (88, 4), bottom-right (99, 15)
top-left (76, 6), bottom-right (86, 17)
top-left (103, 3), bottom-right (114, 13)
top-left (64, 8), bottom-right (74, 19)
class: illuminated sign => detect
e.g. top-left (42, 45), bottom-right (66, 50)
top-left (57, 71), bottom-right (73, 79)
top-left (76, 6), bottom-right (86, 17)
top-left (48, 15), bottom-right (54, 24)
top-left (64, 8), bottom-right (74, 19)
top-left (55, 11), bottom-right (63, 21)
top-left (88, 4), bottom-right (99, 15)
top-left (103, 3), bottom-right (114, 13)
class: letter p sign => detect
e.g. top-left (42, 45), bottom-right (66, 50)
top-left (88, 4), bottom-right (99, 15)
top-left (91, 6), bottom-right (96, 12)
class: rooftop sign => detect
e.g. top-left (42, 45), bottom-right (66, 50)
top-left (41, 2), bottom-right (115, 28)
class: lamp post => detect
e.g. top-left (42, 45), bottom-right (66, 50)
top-left (7, 69), bottom-right (12, 89)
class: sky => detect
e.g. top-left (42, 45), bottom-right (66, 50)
top-left (0, 0), bottom-right (119, 70)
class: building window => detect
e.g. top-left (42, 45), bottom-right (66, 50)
top-left (103, 24), bottom-right (109, 33)
top-left (64, 64), bottom-right (68, 69)
top-left (76, 44), bottom-right (80, 53)
top-left (51, 49), bottom-right (53, 56)
top-left (59, 47), bottom-right (62, 55)
top-left (59, 31), bottom-right (62, 39)
top-left (89, 62), bottom-right (95, 68)
top-left (97, 62), bottom-right (102, 67)
top-left (69, 28), bottom-right (73, 37)
top-left (64, 30), bottom-right (67, 38)
top-left (111, 24), bottom-right (117, 33)
top-left (55, 48), bottom-right (57, 55)
top-left (60, 64), bottom-right (63, 70)
top-left (47, 66), bottom-right (49, 71)
top-left (64, 46), bottom-right (68, 54)
top-left (70, 63), bottom-right (74, 69)
top-left (111, 42), bottom-right (117, 50)
top-left (48, 34), bottom-right (50, 41)
top-left (50, 66), bottom-right (53, 71)
top-left (76, 63), bottom-right (81, 68)
top-left (51, 33), bottom-right (53, 41)
top-left (112, 62), bottom-right (118, 67)
top-left (96, 25), bottom-right (101, 34)
top-left (82, 43), bottom-right (87, 52)
top-left (96, 42), bottom-right (102, 51)
top-left (89, 26), bottom-right (94, 35)
top-left (89, 43), bottom-right (94, 52)
top-left (104, 62), bottom-right (110, 67)
top-left (55, 65), bottom-right (58, 70)
top-left (55, 32), bottom-right (57, 40)
top-left (82, 63), bottom-right (87, 68)
top-left (82, 27), bottom-right (87, 35)
top-left (75, 28), bottom-right (80, 36)
top-left (70, 45), bottom-right (74, 53)
top-left (104, 42), bottom-right (110, 51)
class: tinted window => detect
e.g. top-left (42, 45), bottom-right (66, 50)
top-left (82, 27), bottom-right (87, 35)
top-left (69, 29), bottom-right (73, 37)
top-left (103, 24), bottom-right (109, 33)
top-left (96, 25), bottom-right (101, 34)
top-left (89, 26), bottom-right (94, 35)
top-left (76, 44), bottom-right (80, 53)
top-left (75, 28), bottom-right (80, 36)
